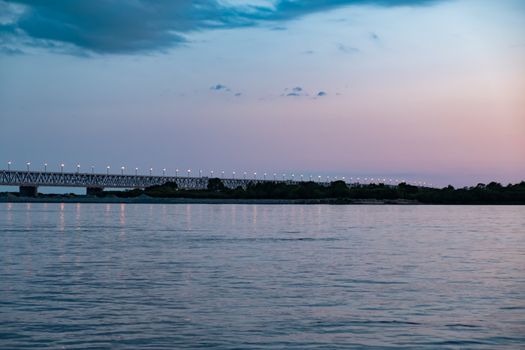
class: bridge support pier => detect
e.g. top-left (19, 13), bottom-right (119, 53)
top-left (86, 187), bottom-right (104, 196)
top-left (20, 186), bottom-right (38, 197)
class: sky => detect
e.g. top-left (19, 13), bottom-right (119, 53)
top-left (0, 0), bottom-right (524, 188)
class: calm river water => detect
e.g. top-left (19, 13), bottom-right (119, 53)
top-left (0, 203), bottom-right (524, 349)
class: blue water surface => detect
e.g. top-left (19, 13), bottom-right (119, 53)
top-left (1, 203), bottom-right (524, 349)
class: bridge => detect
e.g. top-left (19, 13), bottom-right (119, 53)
top-left (0, 170), bottom-right (328, 196)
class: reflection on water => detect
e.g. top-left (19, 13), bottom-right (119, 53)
top-left (6, 202), bottom-right (12, 224)
top-left (0, 203), bottom-right (524, 349)
top-left (58, 202), bottom-right (65, 232)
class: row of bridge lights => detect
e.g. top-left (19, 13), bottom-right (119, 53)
top-left (6, 161), bottom-right (432, 186)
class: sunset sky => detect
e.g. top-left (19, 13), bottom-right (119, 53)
top-left (1, 0), bottom-right (524, 187)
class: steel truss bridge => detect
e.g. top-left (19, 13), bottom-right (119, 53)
top-left (0, 170), bottom-right (330, 196)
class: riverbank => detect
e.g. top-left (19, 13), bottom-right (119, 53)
top-left (0, 194), bottom-right (419, 205)
top-left (2, 179), bottom-right (523, 204)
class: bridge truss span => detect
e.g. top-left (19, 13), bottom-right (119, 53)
top-left (0, 170), bottom-right (323, 194)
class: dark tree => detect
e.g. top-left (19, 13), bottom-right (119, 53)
top-left (207, 178), bottom-right (226, 191)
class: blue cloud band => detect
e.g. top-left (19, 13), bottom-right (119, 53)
top-left (1, 0), bottom-right (443, 54)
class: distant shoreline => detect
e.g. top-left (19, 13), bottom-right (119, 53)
top-left (2, 179), bottom-right (524, 205)
top-left (0, 195), bottom-right (421, 205)
top-left (1, 195), bottom-right (522, 205)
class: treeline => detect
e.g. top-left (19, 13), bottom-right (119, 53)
top-left (98, 179), bottom-right (525, 204)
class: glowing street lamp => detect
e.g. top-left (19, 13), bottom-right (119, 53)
top-left (211, 170), bottom-right (214, 177)
top-left (91, 165), bottom-right (94, 174)
top-left (135, 167), bottom-right (138, 176)
top-left (264, 173), bottom-right (267, 180)
top-left (7, 161), bottom-right (11, 171)
top-left (162, 168), bottom-right (166, 176)
top-left (26, 162), bottom-right (30, 171)
top-left (221, 171), bottom-right (225, 178)
top-left (77, 164), bottom-right (80, 173)
top-left (121, 166), bottom-right (125, 175)
top-left (187, 169), bottom-right (191, 177)
top-left (199, 169), bottom-right (202, 178)
top-left (61, 163), bottom-right (65, 174)
top-left (106, 165), bottom-right (110, 175)
top-left (318, 175), bottom-right (321, 182)
top-left (175, 169), bottom-right (179, 177)
top-left (232, 171), bottom-right (236, 179)
top-left (44, 163), bottom-right (48, 173)
top-left (149, 168), bottom-right (153, 176)
top-left (253, 172), bottom-right (257, 180)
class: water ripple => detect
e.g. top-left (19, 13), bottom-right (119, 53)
top-left (1, 203), bottom-right (524, 349)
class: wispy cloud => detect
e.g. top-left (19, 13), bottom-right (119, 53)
top-left (210, 83), bottom-right (244, 97)
top-left (281, 86), bottom-right (332, 98)
top-left (210, 84), bottom-right (230, 91)
top-left (0, 45), bottom-right (24, 55)
top-left (337, 43), bottom-right (359, 54)
top-left (283, 86), bottom-right (308, 97)
top-left (0, 0), bottom-right (445, 55)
